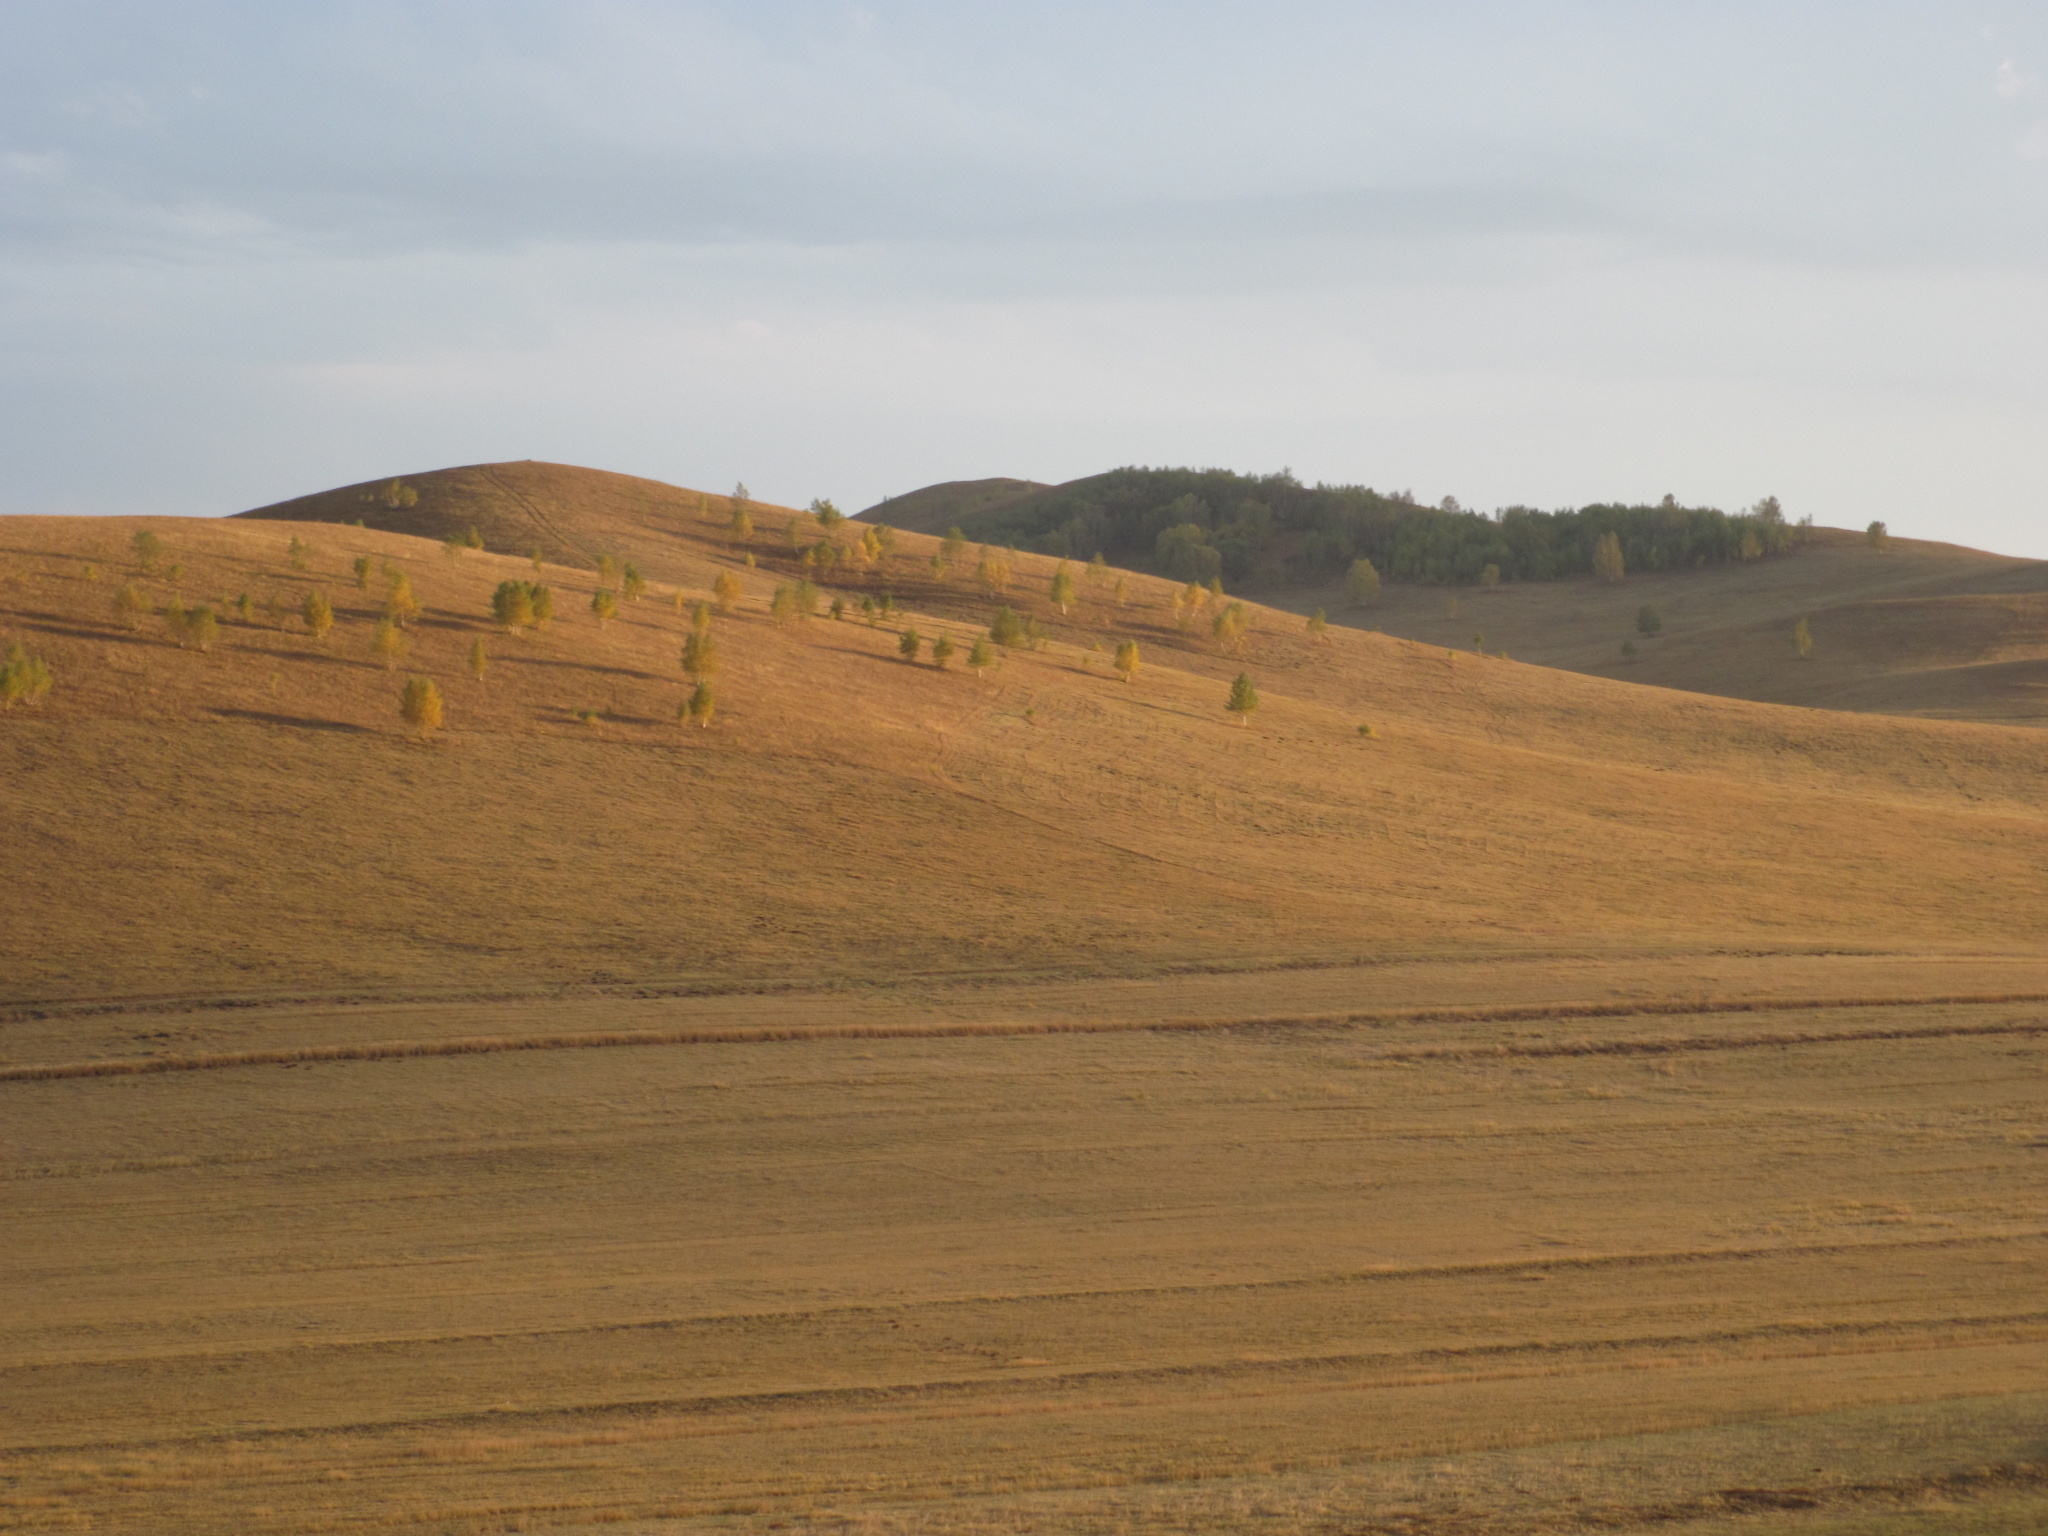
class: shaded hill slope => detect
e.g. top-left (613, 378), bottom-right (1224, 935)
top-left (3, 487), bottom-right (2045, 1004)
top-left (1291, 526), bottom-right (2048, 727)
top-left (857, 476), bottom-right (1050, 534)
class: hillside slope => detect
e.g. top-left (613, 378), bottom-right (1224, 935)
top-left (856, 475), bottom-right (1050, 533)
top-left (3, 464), bottom-right (2046, 1004)
top-left (1291, 526), bottom-right (2048, 726)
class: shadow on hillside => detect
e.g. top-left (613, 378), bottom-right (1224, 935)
top-left (4, 609), bottom-right (140, 644)
top-left (210, 708), bottom-right (372, 734)
top-left (500, 653), bottom-right (665, 682)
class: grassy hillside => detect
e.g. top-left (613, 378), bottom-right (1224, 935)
top-left (7, 463), bottom-right (2048, 1532)
top-left (3, 464), bottom-right (2045, 1003)
top-left (1290, 526), bottom-right (2048, 727)
top-left (856, 475), bottom-right (1051, 534)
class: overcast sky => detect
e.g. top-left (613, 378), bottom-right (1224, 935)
top-left (3, 2), bottom-right (2046, 554)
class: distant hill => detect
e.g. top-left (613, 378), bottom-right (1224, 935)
top-left (856, 477), bottom-right (1050, 535)
top-left (3, 469), bottom-right (2047, 1003)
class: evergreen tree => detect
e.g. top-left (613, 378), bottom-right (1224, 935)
top-left (713, 571), bottom-right (742, 612)
top-left (1226, 672), bottom-right (1259, 725)
top-left (301, 588), bottom-right (334, 641)
top-left (400, 676), bottom-right (443, 740)
top-left (899, 627), bottom-right (922, 663)
top-left (591, 587), bottom-right (619, 627)
top-left (1345, 558), bottom-right (1381, 606)
top-left (468, 635), bottom-right (488, 683)
top-left (1114, 639), bottom-right (1140, 682)
top-left (931, 634), bottom-right (955, 669)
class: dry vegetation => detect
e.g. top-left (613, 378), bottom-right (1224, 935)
top-left (3, 462), bottom-right (2046, 1532)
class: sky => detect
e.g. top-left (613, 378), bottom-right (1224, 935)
top-left (2, 2), bottom-right (2046, 556)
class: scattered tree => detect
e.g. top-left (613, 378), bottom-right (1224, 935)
top-left (1620, 639), bottom-right (1638, 659)
top-left (713, 571), bottom-right (742, 613)
top-left (1444, 594), bottom-right (1459, 619)
top-left (686, 680), bottom-right (715, 728)
top-left (1226, 672), bottom-right (1259, 725)
top-left (352, 555), bottom-right (373, 589)
top-left (1050, 563), bottom-right (1077, 615)
top-left (1739, 529), bottom-right (1763, 561)
top-left (830, 594), bottom-right (846, 620)
top-left (727, 500), bottom-right (753, 546)
top-left (975, 552), bottom-right (1011, 594)
top-left (1357, 722), bottom-right (1377, 739)
top-left (989, 606), bottom-right (1030, 648)
top-left (529, 584), bottom-right (554, 629)
top-left (372, 618), bottom-right (410, 670)
top-left (82, 562), bottom-right (99, 583)
top-left (1087, 551), bottom-right (1108, 586)
top-left (1866, 520), bottom-right (1891, 552)
top-left (1480, 563), bottom-right (1501, 589)
top-left (530, 546), bottom-right (545, 573)
top-left (379, 478), bottom-right (419, 509)
top-left (591, 587), bottom-right (619, 627)
top-left (468, 635), bottom-right (488, 683)
top-left (691, 600), bottom-right (713, 636)
top-left (929, 551), bottom-right (947, 580)
top-left (113, 584), bottom-right (148, 629)
top-left (464, 525), bottom-right (485, 550)
top-left (968, 636), bottom-right (996, 679)
top-left (1793, 616), bottom-right (1813, 658)
top-left (492, 580), bottom-right (536, 632)
top-left (1114, 639), bottom-right (1140, 682)
top-left (622, 562), bottom-right (646, 602)
top-left (185, 604), bottom-right (220, 653)
top-left (383, 570), bottom-right (421, 627)
top-left (131, 529), bottom-right (163, 573)
top-left (301, 588), bottom-right (334, 641)
top-left (595, 554), bottom-right (621, 587)
top-left (1636, 604), bottom-right (1662, 636)
top-left (1113, 575), bottom-right (1128, 606)
top-left (810, 497), bottom-right (845, 531)
top-left (163, 595), bottom-right (189, 645)
top-left (1345, 559), bottom-right (1381, 606)
top-left (859, 525), bottom-right (885, 566)
top-left (1212, 600), bottom-right (1249, 653)
top-left (1173, 582), bottom-right (1204, 631)
top-left (877, 591), bottom-right (895, 620)
top-left (1, 643), bottom-right (53, 707)
top-left (770, 584), bottom-right (803, 627)
top-left (681, 630), bottom-right (718, 680)
top-left (931, 634), bottom-right (955, 669)
top-left (400, 675), bottom-right (443, 741)
top-left (233, 591), bottom-right (254, 624)
top-left (898, 627), bottom-right (922, 663)
top-left (1592, 531), bottom-right (1626, 583)
top-left (942, 528), bottom-right (967, 566)
top-left (287, 535), bottom-right (313, 571)
top-left (1306, 608), bottom-right (1328, 642)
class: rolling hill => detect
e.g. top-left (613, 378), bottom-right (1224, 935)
top-left (856, 474), bottom-right (1051, 534)
top-left (7, 461), bottom-right (2048, 1534)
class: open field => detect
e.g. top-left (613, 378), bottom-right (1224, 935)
top-left (4, 464), bottom-right (2046, 1530)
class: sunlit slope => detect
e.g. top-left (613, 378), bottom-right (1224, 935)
top-left (3, 497), bottom-right (2045, 1003)
top-left (855, 475), bottom-right (1050, 533)
top-left (1305, 526), bottom-right (2048, 727)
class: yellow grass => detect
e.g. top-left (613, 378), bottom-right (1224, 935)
top-left (3, 462), bottom-right (2046, 1530)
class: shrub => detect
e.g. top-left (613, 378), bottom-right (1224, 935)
top-left (301, 589), bottom-right (334, 641)
top-left (968, 637), bottom-right (995, 678)
top-left (686, 680), bottom-right (715, 728)
top-left (1115, 639), bottom-right (1140, 682)
top-left (622, 562), bottom-right (646, 602)
top-left (1345, 557), bottom-right (1381, 606)
top-left (931, 634), bottom-right (955, 669)
top-left (1, 643), bottom-right (53, 707)
top-left (1226, 672), bottom-right (1259, 724)
top-left (82, 562), bottom-right (99, 583)
top-left (899, 627), bottom-right (922, 663)
top-left (113, 584), bottom-right (148, 629)
top-left (1592, 531), bottom-right (1626, 583)
top-left (352, 555), bottom-right (372, 589)
top-left (591, 588), bottom-right (618, 627)
top-left (400, 675), bottom-right (443, 740)
top-left (491, 580), bottom-right (536, 631)
top-left (131, 529), bottom-right (163, 572)
top-left (681, 631), bottom-right (718, 679)
top-left (468, 636), bottom-right (488, 683)
top-left (1357, 722), bottom-right (1377, 738)
top-left (372, 618), bottom-right (410, 670)
top-left (713, 571), bottom-right (742, 612)
top-left (1636, 604), bottom-right (1662, 636)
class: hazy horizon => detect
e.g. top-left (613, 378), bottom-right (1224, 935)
top-left (4, 3), bottom-right (2046, 559)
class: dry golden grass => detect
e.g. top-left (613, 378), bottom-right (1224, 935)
top-left (3, 463), bottom-right (2046, 1531)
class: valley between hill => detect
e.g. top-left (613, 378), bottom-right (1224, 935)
top-left (2, 462), bottom-right (2044, 1533)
